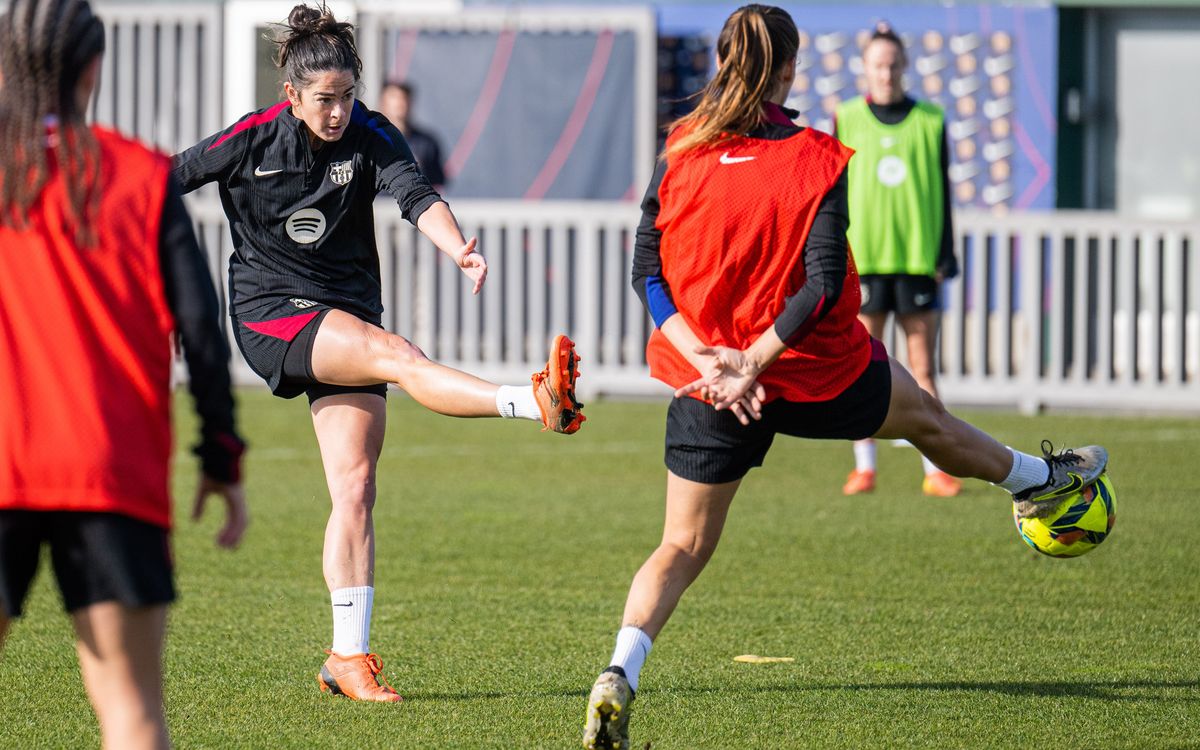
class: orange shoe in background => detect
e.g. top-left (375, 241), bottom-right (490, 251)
top-left (842, 469), bottom-right (876, 495)
top-left (533, 334), bottom-right (586, 434)
top-left (922, 471), bottom-right (962, 497)
top-left (317, 650), bottom-right (403, 703)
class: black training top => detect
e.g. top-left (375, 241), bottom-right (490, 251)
top-left (172, 100), bottom-right (443, 321)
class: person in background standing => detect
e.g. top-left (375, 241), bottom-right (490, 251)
top-left (379, 79), bottom-right (447, 190)
top-left (835, 22), bottom-right (961, 498)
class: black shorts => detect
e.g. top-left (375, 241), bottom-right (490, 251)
top-left (664, 339), bottom-right (893, 484)
top-left (232, 296), bottom-right (388, 404)
top-left (0, 511), bottom-right (175, 618)
top-left (859, 274), bottom-right (940, 315)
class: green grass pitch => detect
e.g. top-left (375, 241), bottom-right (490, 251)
top-left (3, 390), bottom-right (1199, 748)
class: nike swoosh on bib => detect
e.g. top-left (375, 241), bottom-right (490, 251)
top-left (254, 166), bottom-right (284, 177)
top-left (719, 152), bottom-right (755, 165)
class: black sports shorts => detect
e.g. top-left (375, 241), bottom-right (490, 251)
top-left (859, 274), bottom-right (940, 315)
top-left (232, 296), bottom-right (387, 404)
top-left (0, 511), bottom-right (175, 618)
top-left (664, 339), bottom-right (893, 484)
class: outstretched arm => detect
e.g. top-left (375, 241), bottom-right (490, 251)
top-left (415, 201), bottom-right (486, 295)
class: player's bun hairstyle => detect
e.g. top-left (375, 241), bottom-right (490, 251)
top-left (0, 0), bottom-right (105, 245)
top-left (867, 21), bottom-right (906, 61)
top-left (667, 4), bottom-right (798, 157)
top-left (272, 3), bottom-right (362, 89)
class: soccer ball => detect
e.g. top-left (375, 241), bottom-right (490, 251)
top-left (1013, 473), bottom-right (1117, 558)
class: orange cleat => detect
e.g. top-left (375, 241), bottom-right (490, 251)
top-left (922, 470), bottom-right (962, 497)
top-left (533, 334), bottom-right (586, 434)
top-left (842, 469), bottom-right (876, 495)
top-left (317, 650), bottom-right (402, 703)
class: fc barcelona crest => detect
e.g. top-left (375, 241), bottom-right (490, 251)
top-left (329, 160), bottom-right (354, 186)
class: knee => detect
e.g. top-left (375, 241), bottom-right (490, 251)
top-left (908, 390), bottom-right (954, 444)
top-left (328, 464), bottom-right (378, 513)
top-left (368, 329), bottom-right (428, 370)
top-left (662, 531), bottom-right (720, 569)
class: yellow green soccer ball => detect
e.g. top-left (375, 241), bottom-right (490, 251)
top-left (1013, 473), bottom-right (1117, 558)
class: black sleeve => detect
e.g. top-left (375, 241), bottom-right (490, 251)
top-left (171, 116), bottom-right (251, 194)
top-left (367, 113), bottom-right (443, 225)
top-left (936, 124), bottom-right (959, 279)
top-left (159, 177), bottom-right (245, 482)
top-left (773, 170), bottom-right (850, 347)
top-left (630, 159), bottom-right (679, 327)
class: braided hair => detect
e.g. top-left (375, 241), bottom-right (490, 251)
top-left (0, 0), bottom-right (105, 245)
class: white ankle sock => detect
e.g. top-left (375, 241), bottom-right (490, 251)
top-left (996, 448), bottom-right (1051, 494)
top-left (495, 384), bottom-right (541, 420)
top-left (331, 586), bottom-right (374, 656)
top-left (609, 626), bottom-right (652, 693)
top-left (921, 455), bottom-right (938, 476)
top-left (853, 440), bottom-right (877, 472)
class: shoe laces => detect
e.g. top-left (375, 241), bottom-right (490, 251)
top-left (362, 653), bottom-right (399, 694)
top-left (1041, 440), bottom-right (1083, 468)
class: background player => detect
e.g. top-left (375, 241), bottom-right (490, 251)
top-left (836, 22), bottom-right (962, 498)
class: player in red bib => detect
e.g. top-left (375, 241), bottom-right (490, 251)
top-left (0, 1), bottom-right (246, 747)
top-left (582, 6), bottom-right (1108, 748)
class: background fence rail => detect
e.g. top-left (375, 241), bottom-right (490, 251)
top-left (184, 199), bottom-right (1200, 413)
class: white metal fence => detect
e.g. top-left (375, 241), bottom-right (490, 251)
top-left (185, 198), bottom-right (1200, 414)
top-left (13, 2), bottom-right (1197, 412)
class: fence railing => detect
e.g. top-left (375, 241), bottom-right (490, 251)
top-left (185, 198), bottom-right (1200, 413)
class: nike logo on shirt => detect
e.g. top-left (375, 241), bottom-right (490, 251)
top-left (719, 152), bottom-right (755, 164)
top-left (254, 166), bottom-right (284, 177)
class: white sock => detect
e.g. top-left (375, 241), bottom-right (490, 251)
top-left (996, 448), bottom-right (1051, 494)
top-left (609, 626), bottom-right (652, 693)
top-left (922, 455), bottom-right (939, 476)
top-left (853, 440), bottom-right (877, 472)
top-left (495, 384), bottom-right (541, 421)
top-left (330, 586), bottom-right (374, 656)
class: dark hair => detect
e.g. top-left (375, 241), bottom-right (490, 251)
top-left (382, 80), bottom-right (413, 98)
top-left (271, 3), bottom-right (362, 90)
top-left (866, 21), bottom-right (905, 60)
top-left (668, 4), bottom-right (798, 156)
top-left (0, 0), bottom-right (105, 245)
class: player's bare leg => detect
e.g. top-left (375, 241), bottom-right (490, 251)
top-left (311, 311), bottom-right (497, 416)
top-left (621, 473), bottom-right (740, 639)
top-left (313, 393), bottom-right (384, 594)
top-left (844, 312), bottom-right (889, 494)
top-left (309, 393), bottom-right (400, 702)
top-left (310, 311), bottom-right (584, 432)
top-left (897, 310), bottom-right (961, 496)
top-left (72, 602), bottom-right (169, 750)
top-left (873, 357), bottom-right (1011, 480)
top-left (585, 474), bottom-right (740, 749)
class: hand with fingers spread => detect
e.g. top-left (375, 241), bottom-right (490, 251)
top-left (192, 475), bottom-right (248, 549)
top-left (456, 237), bottom-right (487, 295)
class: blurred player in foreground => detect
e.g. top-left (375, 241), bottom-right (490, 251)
top-left (0, 1), bottom-right (247, 747)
